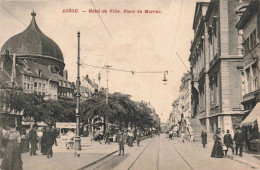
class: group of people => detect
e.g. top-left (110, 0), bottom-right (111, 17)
top-left (116, 129), bottom-right (142, 156)
top-left (208, 127), bottom-right (245, 158)
top-left (32, 125), bottom-right (58, 158)
top-left (168, 126), bottom-right (185, 142)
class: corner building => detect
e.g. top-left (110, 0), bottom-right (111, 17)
top-left (190, 0), bottom-right (249, 135)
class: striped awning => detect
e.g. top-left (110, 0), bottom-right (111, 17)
top-left (241, 103), bottom-right (260, 129)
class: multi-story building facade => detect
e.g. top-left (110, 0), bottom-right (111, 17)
top-left (179, 72), bottom-right (192, 119)
top-left (168, 99), bottom-right (181, 129)
top-left (80, 75), bottom-right (98, 102)
top-left (0, 11), bottom-right (74, 127)
top-left (190, 0), bottom-right (249, 135)
top-left (236, 0), bottom-right (260, 140)
top-left (179, 72), bottom-right (192, 137)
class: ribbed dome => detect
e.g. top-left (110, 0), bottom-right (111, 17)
top-left (1, 11), bottom-right (64, 62)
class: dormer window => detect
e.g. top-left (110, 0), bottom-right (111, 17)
top-left (39, 70), bottom-right (42, 76)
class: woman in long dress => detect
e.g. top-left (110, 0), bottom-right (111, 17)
top-left (211, 133), bottom-right (224, 158)
top-left (1, 124), bottom-right (23, 170)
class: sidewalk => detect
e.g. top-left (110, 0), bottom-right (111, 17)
top-left (178, 137), bottom-right (260, 169)
top-left (0, 137), bottom-right (119, 170)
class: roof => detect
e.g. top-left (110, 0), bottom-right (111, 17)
top-left (192, 2), bottom-right (210, 30)
top-left (1, 11), bottom-right (64, 62)
top-left (17, 59), bottom-right (67, 82)
top-left (236, 1), bottom-right (258, 30)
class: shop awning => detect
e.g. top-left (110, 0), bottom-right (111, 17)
top-left (241, 103), bottom-right (260, 128)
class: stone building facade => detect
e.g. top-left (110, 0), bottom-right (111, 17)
top-left (189, 0), bottom-right (250, 135)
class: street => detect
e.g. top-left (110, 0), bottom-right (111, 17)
top-left (86, 134), bottom-right (253, 170)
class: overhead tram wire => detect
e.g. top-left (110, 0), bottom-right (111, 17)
top-left (90, 0), bottom-right (113, 40)
top-left (0, 4), bottom-right (27, 27)
top-left (80, 60), bottom-right (168, 75)
top-left (176, 52), bottom-right (189, 72)
top-left (167, 0), bottom-right (184, 67)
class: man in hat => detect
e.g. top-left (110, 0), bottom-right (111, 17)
top-left (45, 124), bottom-right (55, 158)
top-left (117, 130), bottom-right (125, 156)
top-left (201, 129), bottom-right (207, 148)
top-left (233, 127), bottom-right (244, 157)
top-left (224, 129), bottom-right (234, 156)
top-left (29, 124), bottom-right (38, 156)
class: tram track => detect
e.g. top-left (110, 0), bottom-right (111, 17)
top-left (166, 139), bottom-right (194, 170)
top-left (90, 137), bottom-right (154, 170)
top-left (88, 135), bottom-right (194, 170)
top-left (128, 138), bottom-right (155, 170)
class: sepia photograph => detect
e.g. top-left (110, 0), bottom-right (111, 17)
top-left (0, 0), bottom-right (259, 169)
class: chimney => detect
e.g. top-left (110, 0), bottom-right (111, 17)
top-left (48, 65), bottom-right (52, 71)
top-left (63, 70), bottom-right (68, 80)
top-left (11, 53), bottom-right (16, 82)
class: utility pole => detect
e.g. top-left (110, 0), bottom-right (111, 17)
top-left (75, 31), bottom-right (81, 150)
top-left (98, 73), bottom-right (101, 92)
top-left (104, 65), bottom-right (111, 133)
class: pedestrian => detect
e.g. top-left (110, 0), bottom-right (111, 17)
top-left (45, 125), bottom-right (55, 158)
top-left (224, 130), bottom-right (234, 156)
top-left (104, 130), bottom-right (110, 144)
top-left (233, 127), bottom-right (244, 157)
top-left (136, 130), bottom-right (141, 146)
top-left (37, 128), bottom-right (43, 151)
top-left (66, 129), bottom-right (75, 149)
top-left (180, 130), bottom-right (185, 142)
top-left (220, 130), bottom-right (227, 156)
top-left (29, 124), bottom-right (38, 156)
top-left (52, 126), bottom-right (58, 146)
top-left (211, 133), bottom-right (224, 158)
top-left (0, 124), bottom-right (23, 170)
top-left (127, 130), bottom-right (134, 147)
top-left (117, 130), bottom-right (125, 156)
top-left (201, 129), bottom-right (207, 148)
top-left (41, 127), bottom-right (47, 155)
top-left (169, 130), bottom-right (173, 140)
top-left (0, 125), bottom-right (3, 158)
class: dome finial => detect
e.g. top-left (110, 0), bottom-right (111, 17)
top-left (31, 10), bottom-right (36, 17)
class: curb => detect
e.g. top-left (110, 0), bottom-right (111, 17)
top-left (227, 155), bottom-right (260, 169)
top-left (77, 150), bottom-right (119, 170)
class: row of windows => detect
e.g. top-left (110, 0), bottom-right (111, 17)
top-left (24, 75), bottom-right (45, 83)
top-left (58, 92), bottom-right (73, 97)
top-left (24, 83), bottom-right (46, 91)
top-left (59, 81), bottom-right (71, 88)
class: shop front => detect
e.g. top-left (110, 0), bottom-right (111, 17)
top-left (241, 103), bottom-right (260, 152)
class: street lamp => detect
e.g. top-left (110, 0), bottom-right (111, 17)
top-left (162, 71), bottom-right (168, 85)
top-left (75, 31), bottom-right (81, 150)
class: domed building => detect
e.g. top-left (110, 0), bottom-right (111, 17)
top-left (0, 11), bottom-right (74, 101)
top-left (1, 11), bottom-right (65, 75)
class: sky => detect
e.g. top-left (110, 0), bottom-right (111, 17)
top-left (0, 0), bottom-right (209, 123)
